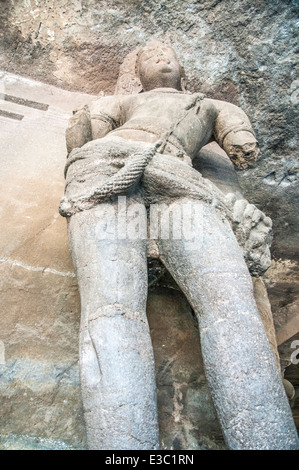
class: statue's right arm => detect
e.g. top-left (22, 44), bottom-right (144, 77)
top-left (65, 95), bottom-right (122, 154)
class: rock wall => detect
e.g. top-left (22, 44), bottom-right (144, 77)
top-left (0, 74), bottom-right (93, 449)
top-left (0, 0), bottom-right (298, 448)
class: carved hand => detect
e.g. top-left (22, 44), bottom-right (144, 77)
top-left (223, 130), bottom-right (259, 170)
top-left (225, 193), bottom-right (272, 276)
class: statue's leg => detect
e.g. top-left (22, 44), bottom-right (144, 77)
top-left (67, 200), bottom-right (159, 450)
top-left (157, 198), bottom-right (299, 450)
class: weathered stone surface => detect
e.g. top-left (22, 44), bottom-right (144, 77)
top-left (147, 287), bottom-right (225, 450)
top-left (283, 334), bottom-right (299, 431)
top-left (2, 0), bottom-right (297, 298)
top-left (158, 201), bottom-right (298, 450)
top-left (67, 203), bottom-right (159, 450)
top-left (195, 144), bottom-right (291, 375)
top-left (0, 261), bottom-right (85, 450)
top-left (60, 39), bottom-right (297, 450)
top-left (0, 74), bottom-right (94, 449)
top-left (0, 72), bottom-right (228, 450)
top-left (195, 145), bottom-right (273, 277)
top-left (1, 2), bottom-right (297, 328)
top-left (0, 0), bottom-right (298, 446)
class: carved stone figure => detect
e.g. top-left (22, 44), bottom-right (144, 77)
top-left (59, 41), bottom-right (299, 450)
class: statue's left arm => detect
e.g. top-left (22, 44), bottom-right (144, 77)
top-left (210, 99), bottom-right (259, 169)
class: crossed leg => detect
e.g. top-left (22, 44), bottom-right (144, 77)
top-left (157, 198), bottom-right (299, 450)
top-left (67, 199), bottom-right (159, 450)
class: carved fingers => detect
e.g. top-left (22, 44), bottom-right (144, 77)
top-left (225, 194), bottom-right (272, 276)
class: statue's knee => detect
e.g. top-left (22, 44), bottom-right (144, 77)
top-left (88, 303), bottom-right (125, 323)
top-left (88, 303), bottom-right (145, 324)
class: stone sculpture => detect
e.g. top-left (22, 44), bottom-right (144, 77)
top-left (59, 41), bottom-right (299, 450)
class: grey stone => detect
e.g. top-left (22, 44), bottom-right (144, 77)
top-left (2, 0), bottom-right (297, 324)
top-left (60, 41), bottom-right (298, 450)
top-left (1, 0), bottom-right (299, 448)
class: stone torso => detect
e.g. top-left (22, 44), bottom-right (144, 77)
top-left (89, 89), bottom-right (217, 160)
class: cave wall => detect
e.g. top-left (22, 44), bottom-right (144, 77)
top-left (0, 0), bottom-right (298, 449)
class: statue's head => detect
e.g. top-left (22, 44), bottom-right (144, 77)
top-left (136, 40), bottom-right (185, 92)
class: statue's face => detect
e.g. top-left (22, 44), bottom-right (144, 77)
top-left (137, 42), bottom-right (182, 91)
